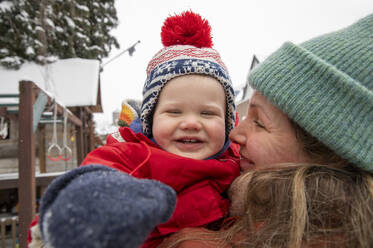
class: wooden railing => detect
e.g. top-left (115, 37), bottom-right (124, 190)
top-left (0, 171), bottom-right (64, 190)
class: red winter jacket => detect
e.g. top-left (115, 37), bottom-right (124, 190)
top-left (82, 127), bottom-right (241, 248)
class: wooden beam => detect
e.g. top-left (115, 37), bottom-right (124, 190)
top-left (56, 104), bottom-right (82, 127)
top-left (0, 94), bottom-right (19, 98)
top-left (18, 81), bottom-right (36, 248)
top-left (84, 106), bottom-right (93, 114)
top-left (0, 172), bottom-right (65, 190)
top-left (0, 103), bottom-right (18, 107)
top-left (43, 100), bottom-right (82, 127)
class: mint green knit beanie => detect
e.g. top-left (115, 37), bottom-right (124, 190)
top-left (248, 14), bottom-right (373, 172)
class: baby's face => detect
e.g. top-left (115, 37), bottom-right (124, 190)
top-left (152, 74), bottom-right (226, 160)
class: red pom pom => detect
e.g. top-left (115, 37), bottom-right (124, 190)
top-left (161, 11), bottom-right (213, 48)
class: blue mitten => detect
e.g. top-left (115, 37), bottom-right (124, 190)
top-left (39, 165), bottom-right (176, 248)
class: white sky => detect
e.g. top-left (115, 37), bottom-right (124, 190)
top-left (95, 0), bottom-right (373, 127)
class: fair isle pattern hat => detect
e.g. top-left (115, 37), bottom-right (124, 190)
top-left (141, 11), bottom-right (235, 139)
top-left (248, 14), bottom-right (373, 172)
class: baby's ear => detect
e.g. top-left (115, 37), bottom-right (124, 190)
top-left (118, 99), bottom-right (142, 127)
top-left (234, 111), bottom-right (240, 127)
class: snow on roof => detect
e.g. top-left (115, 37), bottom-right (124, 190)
top-left (0, 1), bottom-right (13, 11)
top-left (0, 58), bottom-right (100, 107)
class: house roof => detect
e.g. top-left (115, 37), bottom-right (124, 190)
top-left (0, 58), bottom-right (101, 109)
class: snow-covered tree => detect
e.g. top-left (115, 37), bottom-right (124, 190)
top-left (0, 0), bottom-right (119, 69)
top-left (84, 0), bottom-right (119, 59)
top-left (0, 1), bottom-right (25, 69)
top-left (19, 0), bottom-right (57, 64)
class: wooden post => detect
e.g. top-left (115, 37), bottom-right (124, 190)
top-left (76, 108), bottom-right (84, 164)
top-left (38, 125), bottom-right (46, 173)
top-left (82, 109), bottom-right (89, 157)
top-left (88, 114), bottom-right (95, 151)
top-left (18, 81), bottom-right (36, 248)
top-left (1, 218), bottom-right (5, 248)
top-left (11, 217), bottom-right (17, 248)
top-left (38, 125), bottom-right (47, 197)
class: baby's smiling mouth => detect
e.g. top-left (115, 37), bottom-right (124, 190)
top-left (176, 138), bottom-right (202, 144)
top-left (174, 137), bottom-right (205, 151)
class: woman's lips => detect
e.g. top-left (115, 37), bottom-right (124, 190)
top-left (239, 157), bottom-right (254, 171)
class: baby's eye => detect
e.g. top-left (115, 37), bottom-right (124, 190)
top-left (201, 111), bottom-right (214, 116)
top-left (166, 110), bottom-right (181, 114)
top-left (253, 119), bottom-right (265, 128)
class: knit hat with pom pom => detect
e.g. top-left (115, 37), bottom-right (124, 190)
top-left (141, 11), bottom-right (235, 139)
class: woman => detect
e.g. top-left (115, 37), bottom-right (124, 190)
top-left (32, 13), bottom-right (373, 248)
top-left (158, 13), bottom-right (373, 248)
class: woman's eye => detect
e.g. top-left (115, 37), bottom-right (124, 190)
top-left (253, 119), bottom-right (265, 128)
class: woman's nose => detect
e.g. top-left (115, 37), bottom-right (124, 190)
top-left (229, 123), bottom-right (246, 145)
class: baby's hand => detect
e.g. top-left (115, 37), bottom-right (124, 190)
top-left (39, 165), bottom-right (176, 248)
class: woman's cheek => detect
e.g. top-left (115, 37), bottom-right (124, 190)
top-left (246, 140), bottom-right (264, 161)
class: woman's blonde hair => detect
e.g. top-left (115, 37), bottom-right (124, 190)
top-left (160, 124), bottom-right (373, 248)
top-left (224, 165), bottom-right (373, 248)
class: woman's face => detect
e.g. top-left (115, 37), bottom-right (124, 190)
top-left (229, 91), bottom-right (310, 171)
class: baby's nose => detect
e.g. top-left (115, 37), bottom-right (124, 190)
top-left (180, 115), bottom-right (202, 130)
